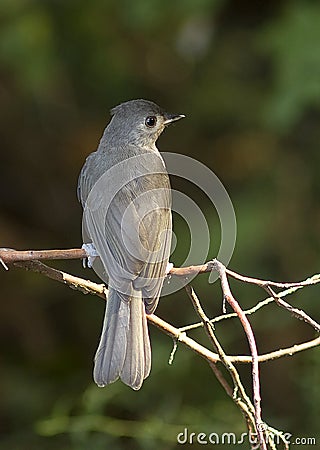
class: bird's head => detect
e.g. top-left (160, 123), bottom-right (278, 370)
top-left (109, 99), bottom-right (185, 147)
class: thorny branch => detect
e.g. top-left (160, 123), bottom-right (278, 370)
top-left (1, 248), bottom-right (319, 450)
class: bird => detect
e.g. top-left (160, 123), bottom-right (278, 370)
top-left (77, 99), bottom-right (184, 390)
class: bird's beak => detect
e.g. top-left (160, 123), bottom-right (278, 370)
top-left (163, 113), bottom-right (185, 126)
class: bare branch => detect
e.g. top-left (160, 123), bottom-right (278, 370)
top-left (179, 286), bottom-right (294, 333)
top-left (233, 336), bottom-right (320, 363)
top-left (210, 259), bottom-right (266, 449)
top-left (262, 285), bottom-right (320, 332)
top-left (9, 259), bottom-right (222, 364)
top-left (185, 284), bottom-right (257, 433)
top-left (224, 266), bottom-right (320, 289)
top-left (5, 258), bottom-right (320, 366)
top-left (0, 248), bottom-right (86, 263)
top-left (12, 260), bottom-right (106, 298)
top-left (2, 247), bottom-right (320, 289)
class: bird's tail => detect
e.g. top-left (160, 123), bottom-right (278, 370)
top-left (93, 287), bottom-right (151, 390)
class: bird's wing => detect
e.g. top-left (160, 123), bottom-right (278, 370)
top-left (79, 149), bottom-right (172, 309)
top-left (77, 151), bottom-right (101, 206)
top-left (130, 172), bottom-right (172, 313)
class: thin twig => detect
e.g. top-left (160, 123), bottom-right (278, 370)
top-left (232, 336), bottom-right (320, 363)
top-left (224, 266), bottom-right (320, 289)
top-left (208, 362), bottom-right (233, 397)
top-left (179, 282), bottom-right (311, 332)
top-left (185, 285), bottom-right (256, 431)
top-left (263, 285), bottom-right (320, 332)
top-left (210, 260), bottom-right (267, 450)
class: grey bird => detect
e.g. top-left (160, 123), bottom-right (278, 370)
top-left (77, 99), bottom-right (184, 390)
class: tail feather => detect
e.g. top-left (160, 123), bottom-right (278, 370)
top-left (93, 288), bottom-right (129, 386)
top-left (142, 304), bottom-right (152, 379)
top-left (93, 287), bottom-right (151, 390)
top-left (121, 295), bottom-right (151, 390)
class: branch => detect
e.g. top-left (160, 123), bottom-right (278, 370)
top-left (263, 285), bottom-right (320, 332)
top-left (2, 248), bottom-right (319, 288)
top-left (12, 260), bottom-right (106, 297)
top-left (3, 251), bottom-right (319, 363)
top-left (0, 248), bottom-right (86, 267)
top-left (179, 282), bottom-right (312, 332)
top-left (8, 259), bottom-right (222, 363)
top-left (210, 260), bottom-right (266, 449)
top-left (185, 284), bottom-right (257, 435)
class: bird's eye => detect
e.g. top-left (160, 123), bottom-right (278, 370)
top-left (145, 116), bottom-right (157, 128)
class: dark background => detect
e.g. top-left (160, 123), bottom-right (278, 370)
top-left (1, 0), bottom-right (320, 449)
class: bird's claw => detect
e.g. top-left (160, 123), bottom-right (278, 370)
top-left (165, 262), bottom-right (174, 275)
top-left (82, 243), bottom-right (99, 268)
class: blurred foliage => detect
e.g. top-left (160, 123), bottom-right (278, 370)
top-left (0, 0), bottom-right (320, 449)
top-left (259, 2), bottom-right (320, 129)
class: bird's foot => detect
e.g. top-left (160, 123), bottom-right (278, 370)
top-left (165, 262), bottom-right (174, 275)
top-left (82, 243), bottom-right (99, 268)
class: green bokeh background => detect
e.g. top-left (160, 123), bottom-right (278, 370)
top-left (1, 0), bottom-right (320, 449)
